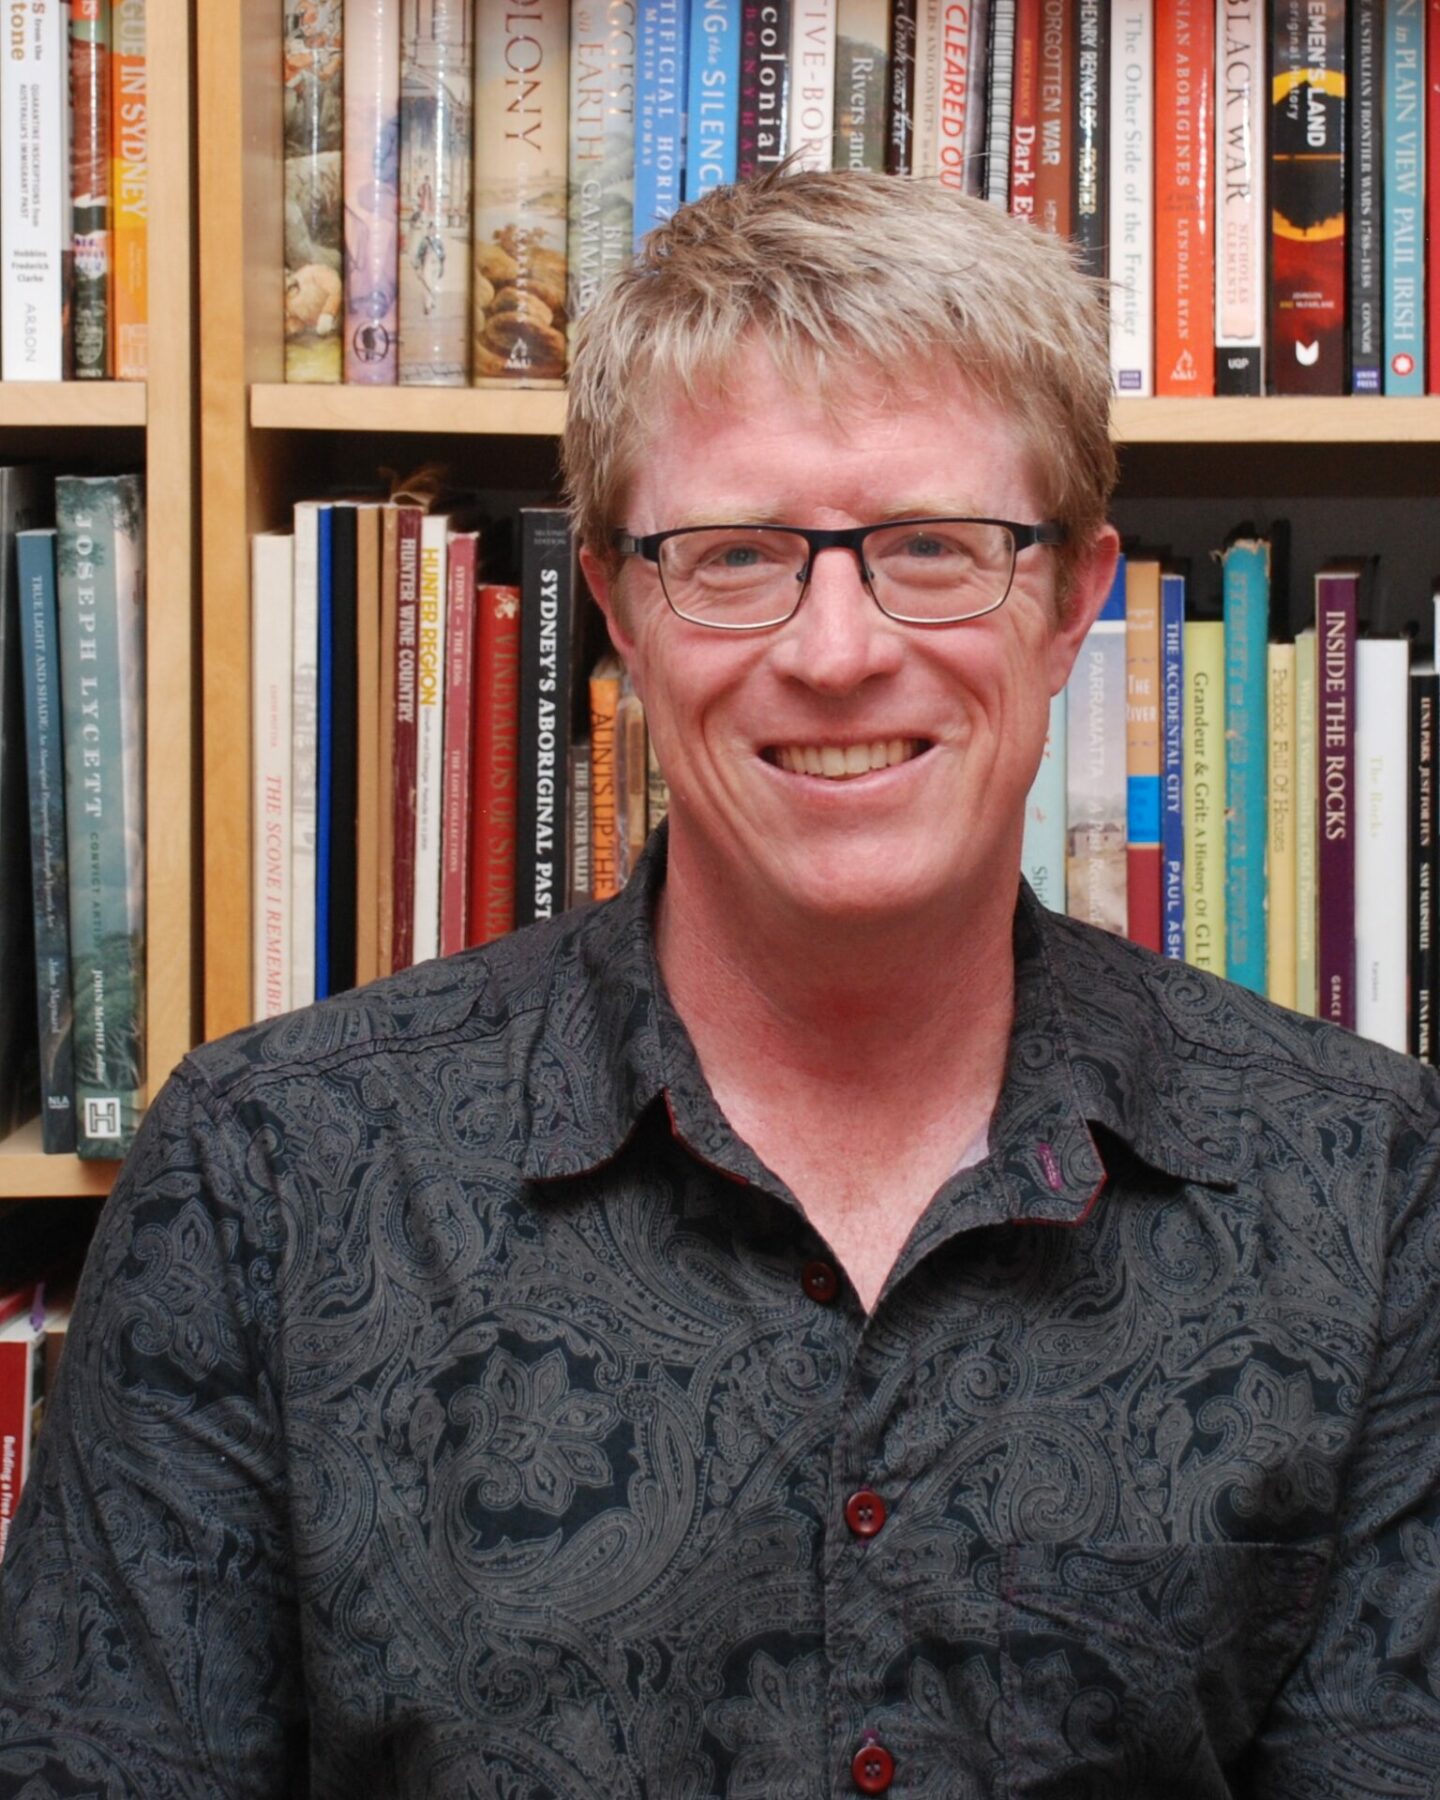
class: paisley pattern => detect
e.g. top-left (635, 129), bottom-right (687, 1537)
top-left (4, 828), bottom-right (1440, 1797)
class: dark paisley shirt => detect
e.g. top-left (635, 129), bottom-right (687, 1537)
top-left (4, 830), bottom-right (1440, 1798)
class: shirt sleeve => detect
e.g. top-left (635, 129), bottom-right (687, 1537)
top-left (1242, 1127), bottom-right (1440, 1796)
top-left (0, 1067), bottom-right (305, 1798)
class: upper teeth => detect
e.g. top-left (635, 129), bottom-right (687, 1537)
top-left (773, 739), bottom-right (921, 777)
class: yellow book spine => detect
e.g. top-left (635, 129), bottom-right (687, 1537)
top-left (110, 0), bottom-right (147, 379)
top-left (1184, 619), bottom-right (1226, 972)
top-left (1266, 642), bottom-right (1297, 1008)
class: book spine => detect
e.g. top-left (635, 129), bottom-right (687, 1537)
top-left (885, 0), bottom-right (917, 174)
top-left (283, 0), bottom-right (343, 382)
top-left (788, 0), bottom-right (836, 170)
top-left (1350, 0), bottom-right (1383, 392)
top-left (962, 0), bottom-right (992, 196)
top-left (1032, 0), bottom-right (1073, 233)
top-left (1316, 571), bottom-right (1358, 1029)
top-left (568, 5), bottom-right (637, 337)
top-left (290, 501), bottom-right (320, 1005)
top-left (2, 0), bottom-right (66, 379)
top-left (471, 0), bottom-right (568, 387)
top-left (1222, 536), bottom-right (1269, 993)
top-left (1154, 0), bottom-right (1214, 392)
top-left (1384, 0), bottom-right (1426, 391)
top-left (589, 661), bottom-right (622, 902)
top-left (1410, 667), bottom-right (1438, 1057)
top-left (1109, 1), bottom-right (1153, 395)
top-left (985, 0), bottom-right (1017, 208)
top-left (647, 736), bottom-right (670, 830)
top-left (376, 505), bottom-right (398, 975)
top-left (314, 505), bottom-right (333, 995)
top-left (636, 0), bottom-right (688, 238)
top-left (688, 0), bottom-right (741, 195)
top-left (109, 0), bottom-right (145, 379)
top-left (343, 0), bottom-right (401, 384)
top-left (250, 533), bottom-right (294, 1021)
top-left (17, 531), bottom-right (76, 1154)
top-left (1355, 639), bottom-right (1411, 1050)
top-left (1295, 627), bottom-right (1319, 1013)
top-left (1160, 571), bottom-right (1186, 958)
top-left (754, 0), bottom-right (792, 173)
top-left (835, 0), bottom-right (889, 173)
top-left (410, 513), bottom-right (449, 965)
top-left (1010, 0), bottom-right (1041, 219)
top-left (0, 1330), bottom-right (37, 1561)
top-left (1072, 0), bottom-right (1108, 277)
top-left (568, 739), bottom-right (593, 907)
top-left (1429, 0), bottom-right (1440, 391)
top-left (469, 583), bottom-right (521, 945)
top-left (69, 0), bottom-right (111, 379)
top-left (398, 0), bottom-right (474, 386)
top-left (326, 504), bottom-right (358, 994)
top-left (910, 0), bottom-right (941, 175)
top-left (1021, 687), bottom-right (1066, 909)
top-left (1183, 617), bottom-right (1226, 973)
top-left (390, 507), bottom-right (421, 969)
top-left (1266, 641), bottom-right (1297, 1009)
top-left (930, 0), bottom-right (984, 192)
top-left (1124, 558), bottom-right (1162, 950)
top-left (514, 509), bottom-right (573, 927)
top-left (1215, 0), bottom-right (1265, 393)
top-left (1065, 558), bottom-right (1127, 937)
top-left (439, 529), bottom-right (476, 959)
top-left (56, 473), bottom-right (145, 1158)
top-left (352, 504), bottom-right (382, 987)
top-left (616, 673), bottom-right (649, 884)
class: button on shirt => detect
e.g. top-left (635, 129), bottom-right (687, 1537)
top-left (4, 829), bottom-right (1440, 1796)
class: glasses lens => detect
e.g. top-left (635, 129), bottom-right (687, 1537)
top-left (866, 520), bottom-right (1017, 621)
top-left (658, 527), bottom-right (808, 627)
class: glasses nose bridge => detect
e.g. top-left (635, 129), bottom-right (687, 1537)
top-left (797, 526), bottom-right (876, 601)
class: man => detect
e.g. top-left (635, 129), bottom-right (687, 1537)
top-left (3, 171), bottom-right (1439, 1797)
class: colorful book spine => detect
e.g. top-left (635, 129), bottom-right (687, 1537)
top-left (251, 532), bottom-right (294, 1021)
top-left (1183, 616), bottom-right (1226, 973)
top-left (1294, 625), bottom-right (1319, 1013)
top-left (283, 0), bottom-right (343, 381)
top-left (109, 0), bottom-right (145, 379)
top-left (1160, 570), bottom-right (1186, 959)
top-left (343, 0), bottom-right (401, 384)
top-left (2, 0), bottom-right (67, 379)
top-left (589, 652), bottom-right (623, 901)
top-left (411, 513), bottom-right (449, 965)
top-left (1316, 568), bottom-right (1358, 1029)
top-left (687, 0), bottom-right (741, 196)
top-left (1222, 535), bottom-right (1269, 994)
top-left (69, 0), bottom-right (111, 379)
top-left (1355, 638), bottom-right (1410, 1051)
top-left (635, 0), bottom-right (688, 242)
top-left (1033, 0), bottom-right (1073, 234)
top-left (929, 0), bottom-right (988, 193)
top-left (0, 1311), bottom-right (40, 1560)
top-left (469, 582), bottom-right (521, 945)
top-left (909, 0), bottom-right (941, 176)
top-left (568, 4), bottom-right (636, 339)
top-left (376, 505), bottom-right (399, 976)
top-left (884, 0), bottom-right (916, 174)
top-left (788, 0), bottom-right (836, 170)
top-left (514, 508), bottom-right (574, 927)
top-left (1384, 0), bottom-right (1426, 392)
top-left (1154, 0), bottom-right (1214, 393)
top-left (390, 505), bottom-right (423, 969)
top-left (1215, 0), bottom-right (1265, 393)
top-left (1065, 557), bottom-right (1127, 937)
top-left (1010, 0), bottom-right (1041, 220)
top-left (1350, 0), bottom-right (1383, 392)
top-left (1409, 664), bottom-right (1438, 1058)
top-left (439, 529), bottom-right (477, 959)
top-left (1109, 1), bottom-right (1153, 395)
top-left (17, 529), bottom-right (76, 1154)
top-left (985, 0), bottom-right (1017, 208)
top-left (398, 0), bottom-right (474, 386)
top-left (835, 0), bottom-right (889, 173)
top-left (55, 473), bottom-right (145, 1158)
top-left (1125, 557), bottom-right (1163, 951)
top-left (290, 501), bottom-right (321, 1006)
top-left (1270, 0), bottom-right (1346, 394)
top-left (1021, 688), bottom-right (1066, 910)
top-left (1072, 0), bottom-right (1107, 277)
top-left (1266, 641), bottom-right (1297, 1009)
top-left (1429, 0), bottom-right (1440, 393)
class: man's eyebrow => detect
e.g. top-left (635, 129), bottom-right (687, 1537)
top-left (657, 499), bottom-right (992, 529)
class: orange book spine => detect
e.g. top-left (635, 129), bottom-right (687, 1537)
top-left (1010, 0), bottom-right (1041, 221)
top-left (1032, 0), bottom-right (1073, 236)
top-left (109, 0), bottom-right (146, 378)
top-left (588, 657), bottom-right (622, 903)
top-left (1154, 0), bottom-right (1215, 394)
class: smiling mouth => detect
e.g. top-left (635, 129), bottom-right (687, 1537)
top-left (765, 738), bottom-right (930, 779)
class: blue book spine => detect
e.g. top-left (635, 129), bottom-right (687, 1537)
top-left (1384, 0), bottom-right (1425, 393)
top-left (686, 0), bottom-right (740, 197)
top-left (1022, 689), bottom-right (1067, 910)
top-left (1160, 571), bottom-right (1186, 960)
top-left (636, 1), bottom-right (689, 244)
top-left (1223, 538), bottom-right (1270, 993)
top-left (315, 505), bottom-right (333, 999)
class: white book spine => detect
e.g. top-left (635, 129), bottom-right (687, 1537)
top-left (1355, 638), bottom-right (1410, 1052)
top-left (1214, 0), bottom-right (1266, 384)
top-left (251, 533), bottom-right (294, 1021)
top-left (788, 0), bottom-right (836, 169)
top-left (411, 511), bottom-right (450, 963)
top-left (1109, 0), bottom-right (1153, 395)
top-left (911, 0), bottom-right (942, 177)
top-left (1, 0), bottom-right (65, 378)
top-left (1065, 609), bottom-right (1129, 936)
top-left (291, 502), bottom-right (321, 1008)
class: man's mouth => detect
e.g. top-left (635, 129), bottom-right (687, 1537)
top-left (765, 738), bottom-right (929, 779)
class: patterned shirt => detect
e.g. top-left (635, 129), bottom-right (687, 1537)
top-left (4, 831), bottom-right (1440, 1798)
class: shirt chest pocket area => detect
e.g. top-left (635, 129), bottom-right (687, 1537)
top-left (998, 1539), bottom-right (1331, 1794)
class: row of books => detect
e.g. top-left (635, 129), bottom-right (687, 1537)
top-left (0, 1276), bottom-right (71, 1562)
top-left (2, 469), bottom-right (146, 1159)
top-left (0, 0), bottom-right (147, 381)
top-left (1035, 541), bottom-right (1430, 1057)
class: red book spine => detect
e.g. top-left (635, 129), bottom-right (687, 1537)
top-left (1428, 0), bottom-right (1440, 391)
top-left (1033, 0), bottom-right (1073, 236)
top-left (439, 532), bottom-right (477, 958)
top-left (1010, 0), bottom-right (1041, 220)
top-left (1155, 0), bottom-right (1215, 393)
top-left (1126, 848), bottom-right (1164, 951)
top-left (0, 1333), bottom-right (36, 1561)
top-left (391, 507), bottom-right (423, 970)
top-left (468, 583), bottom-right (522, 946)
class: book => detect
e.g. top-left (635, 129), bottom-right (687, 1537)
top-left (314, 505), bottom-right (334, 992)
top-left (1160, 569), bottom-right (1186, 960)
top-left (283, 0), bottom-right (343, 381)
top-left (910, 0), bottom-right (941, 177)
top-left (69, 0), bottom-right (112, 379)
top-left (984, 0), bottom-right (1017, 208)
top-left (390, 501), bottom-right (424, 970)
top-left (352, 503), bottom-right (383, 986)
top-left (1124, 555), bottom-right (1163, 951)
top-left (1065, 557), bottom-right (1127, 937)
top-left (376, 503), bottom-right (400, 976)
top-left (569, 738), bottom-right (593, 907)
top-left (1009, 0), bottom-right (1041, 220)
top-left (932, 0), bottom-right (989, 193)
top-left (1355, 638), bottom-right (1410, 1050)
top-left (1, 0), bottom-right (67, 379)
top-left (1222, 534), bottom-right (1269, 995)
top-left (1072, 0), bottom-right (1107, 277)
top-left (1021, 687), bottom-right (1066, 910)
top-left (835, 0), bottom-right (889, 173)
top-left (290, 500), bottom-right (322, 1005)
top-left (251, 531), bottom-right (294, 1021)
top-left (1409, 662), bottom-right (1438, 1058)
top-left (397, 0), bottom-right (474, 386)
top-left (469, 582), bottom-right (521, 945)
top-left (1429, 0), bottom-right (1440, 394)
top-left (343, 0), bottom-right (402, 383)
top-left (746, 0), bottom-right (792, 176)
top-left (0, 1299), bottom-right (42, 1562)
top-left (439, 528), bottom-right (477, 958)
top-left (589, 650), bottom-right (623, 901)
top-left (635, 1), bottom-right (688, 241)
top-left (1215, 0), bottom-right (1266, 394)
top-left (16, 528), bottom-right (75, 1153)
top-left (411, 510), bottom-right (450, 964)
top-left (514, 508), bottom-right (576, 928)
top-left (1383, 0), bottom-right (1426, 392)
top-left (1350, 0), bottom-right (1383, 392)
top-left (616, 669), bottom-right (649, 885)
top-left (1154, 0), bottom-right (1214, 393)
top-left (1294, 624), bottom-right (1320, 1013)
top-left (324, 502), bottom-right (359, 993)
top-left (471, 0), bottom-right (568, 387)
top-left (1270, 0), bottom-right (1346, 394)
top-left (884, 0), bottom-right (916, 174)
top-left (1316, 566), bottom-right (1358, 1030)
top-left (1266, 641), bottom-right (1298, 1009)
top-left (787, 0), bottom-right (836, 170)
top-left (688, 0), bottom-right (741, 196)
top-left (55, 473), bottom-right (145, 1158)
top-left (568, 5), bottom-right (636, 340)
top-left (1184, 615), bottom-right (1225, 974)
top-left (109, 0), bottom-right (146, 379)
top-left (1108, 1), bottom-right (1153, 396)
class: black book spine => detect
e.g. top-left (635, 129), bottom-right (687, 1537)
top-left (885, 0), bottom-right (917, 175)
top-left (1410, 669), bottom-right (1438, 1060)
top-left (514, 508), bottom-right (573, 929)
top-left (1348, 0), bottom-right (1382, 393)
top-left (1072, 0), bottom-right (1108, 280)
top-left (753, 0), bottom-right (791, 174)
top-left (328, 503), bottom-right (359, 991)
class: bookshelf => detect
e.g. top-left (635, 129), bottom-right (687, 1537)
top-left (0, 0), bottom-right (196, 1203)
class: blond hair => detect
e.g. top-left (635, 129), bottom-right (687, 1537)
top-left (562, 168), bottom-right (1117, 606)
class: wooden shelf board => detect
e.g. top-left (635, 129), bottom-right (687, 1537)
top-left (250, 383), bottom-right (567, 436)
top-left (1113, 396), bottom-right (1440, 442)
top-left (0, 1119), bottom-right (117, 1198)
top-left (0, 381), bottom-right (145, 427)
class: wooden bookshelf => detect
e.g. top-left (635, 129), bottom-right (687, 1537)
top-left (250, 384), bottom-right (568, 437)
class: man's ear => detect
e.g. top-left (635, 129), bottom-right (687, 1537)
top-left (1044, 523), bottom-right (1122, 697)
top-left (580, 544), bottom-right (639, 667)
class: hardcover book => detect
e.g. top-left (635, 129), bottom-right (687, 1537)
top-left (1009, 0), bottom-right (1041, 221)
top-left (1315, 566), bottom-right (1358, 1030)
top-left (0, 1305), bottom-right (42, 1561)
top-left (290, 500), bottom-right (323, 1005)
top-left (1215, 0), bottom-right (1266, 394)
top-left (1383, 0), bottom-right (1426, 392)
top-left (1032, 0), bottom-right (1073, 236)
top-left (343, 0), bottom-right (402, 384)
top-left (353, 503), bottom-right (383, 985)
top-left (1410, 662), bottom-right (1438, 1058)
top-left (745, 0), bottom-right (792, 177)
top-left (1355, 638), bottom-right (1410, 1050)
top-left (323, 502), bottom-right (359, 994)
top-left (1294, 624), bottom-right (1319, 1013)
top-left (1183, 615), bottom-right (1225, 974)
top-left (1266, 641), bottom-right (1297, 1009)
top-left (588, 650), bottom-right (623, 902)
top-left (1154, 0), bottom-right (1214, 392)
top-left (1, 0), bottom-right (67, 379)
top-left (439, 528), bottom-right (477, 958)
top-left (1021, 688), bottom-right (1066, 911)
top-left (1065, 557), bottom-right (1127, 938)
top-left (1222, 534), bottom-right (1269, 995)
top-left (397, 0), bottom-right (474, 386)
top-left (314, 505), bottom-right (334, 992)
top-left (1160, 569), bottom-right (1185, 959)
top-left (377, 504), bottom-right (400, 976)
top-left (568, 5), bottom-right (636, 341)
top-left (568, 739), bottom-right (593, 909)
top-left (514, 508), bottom-right (576, 928)
top-left (984, 0), bottom-right (1017, 208)
top-left (787, 0), bottom-right (837, 171)
top-left (687, 0), bottom-right (741, 197)
top-left (69, 0), bottom-right (112, 379)
top-left (109, 0), bottom-right (146, 379)
top-left (1349, 0), bottom-right (1383, 393)
top-left (251, 531), bottom-right (294, 1021)
top-left (283, 0), bottom-right (343, 381)
top-left (469, 582), bottom-right (521, 945)
top-left (1072, 0), bottom-right (1108, 278)
top-left (1109, 2), bottom-right (1154, 395)
top-left (1124, 556), bottom-right (1163, 951)
top-left (884, 0), bottom-right (916, 174)
top-left (835, 0), bottom-right (888, 173)
top-left (390, 501), bottom-right (424, 969)
top-left (412, 510), bottom-right (450, 964)
top-left (636, 1), bottom-right (688, 241)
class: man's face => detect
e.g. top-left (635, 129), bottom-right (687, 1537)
top-left (581, 348), bottom-right (1118, 932)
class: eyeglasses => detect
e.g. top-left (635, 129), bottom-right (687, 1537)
top-left (612, 517), bottom-right (1067, 630)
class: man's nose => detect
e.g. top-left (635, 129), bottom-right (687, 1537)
top-left (773, 544), bottom-right (903, 690)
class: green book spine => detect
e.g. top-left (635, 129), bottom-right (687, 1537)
top-left (56, 473), bottom-right (146, 1158)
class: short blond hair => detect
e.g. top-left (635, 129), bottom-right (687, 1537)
top-left (562, 168), bottom-right (1117, 606)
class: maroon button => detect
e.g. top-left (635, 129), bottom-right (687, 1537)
top-left (851, 1736), bottom-right (895, 1794)
top-left (801, 1259), bottom-right (839, 1303)
top-left (844, 1488), bottom-right (887, 1537)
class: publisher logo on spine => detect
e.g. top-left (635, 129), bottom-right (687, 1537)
top-left (84, 1097), bottom-right (123, 1139)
